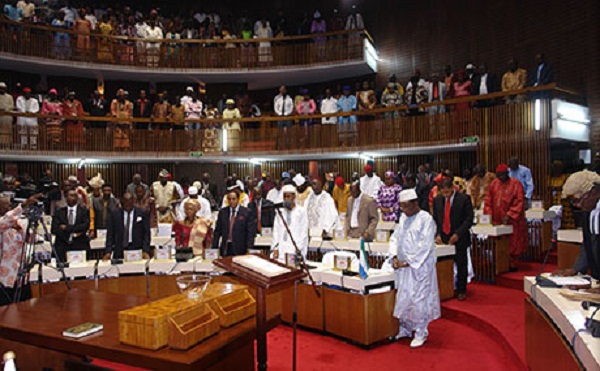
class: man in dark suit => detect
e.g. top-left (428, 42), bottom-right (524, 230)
top-left (212, 189), bottom-right (256, 256)
top-left (51, 189), bottom-right (90, 262)
top-left (529, 53), bottom-right (554, 99)
top-left (103, 192), bottom-right (151, 260)
top-left (248, 186), bottom-right (275, 234)
top-left (432, 178), bottom-right (474, 301)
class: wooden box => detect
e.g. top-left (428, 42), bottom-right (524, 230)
top-left (209, 290), bottom-right (256, 328)
top-left (118, 294), bottom-right (200, 350)
top-left (168, 303), bottom-right (220, 350)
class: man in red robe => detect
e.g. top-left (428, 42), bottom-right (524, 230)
top-left (484, 163), bottom-right (527, 271)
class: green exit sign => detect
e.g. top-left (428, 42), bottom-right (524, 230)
top-left (463, 136), bottom-right (480, 143)
top-left (189, 151), bottom-right (204, 157)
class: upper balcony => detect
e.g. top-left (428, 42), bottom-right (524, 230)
top-left (0, 19), bottom-right (377, 89)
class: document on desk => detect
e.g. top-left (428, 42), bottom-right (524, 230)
top-left (546, 276), bottom-right (590, 286)
top-left (233, 255), bottom-right (291, 278)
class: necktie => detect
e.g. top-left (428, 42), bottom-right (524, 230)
top-left (443, 198), bottom-right (451, 235)
top-left (227, 208), bottom-right (236, 242)
top-left (257, 201), bottom-right (261, 232)
top-left (102, 200), bottom-right (108, 226)
top-left (68, 209), bottom-right (75, 225)
top-left (124, 211), bottom-right (131, 247)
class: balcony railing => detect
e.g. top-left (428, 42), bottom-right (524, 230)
top-left (0, 18), bottom-right (369, 69)
top-left (0, 83), bottom-right (569, 156)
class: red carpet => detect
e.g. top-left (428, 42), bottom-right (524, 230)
top-left (93, 284), bottom-right (528, 371)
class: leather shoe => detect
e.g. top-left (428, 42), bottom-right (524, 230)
top-left (457, 293), bottom-right (467, 301)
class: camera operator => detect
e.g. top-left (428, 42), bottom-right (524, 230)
top-left (0, 193), bottom-right (43, 306)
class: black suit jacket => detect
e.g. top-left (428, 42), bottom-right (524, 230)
top-left (51, 205), bottom-right (91, 257)
top-left (529, 63), bottom-right (554, 86)
top-left (212, 206), bottom-right (256, 256)
top-left (248, 199), bottom-right (275, 228)
top-left (432, 192), bottom-right (474, 249)
top-left (105, 207), bottom-right (151, 258)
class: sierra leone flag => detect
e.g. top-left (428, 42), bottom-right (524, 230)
top-left (359, 237), bottom-right (369, 279)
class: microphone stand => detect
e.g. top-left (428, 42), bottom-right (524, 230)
top-left (274, 206), bottom-right (320, 371)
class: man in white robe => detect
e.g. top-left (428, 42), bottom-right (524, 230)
top-left (15, 87), bottom-right (39, 149)
top-left (271, 185), bottom-right (308, 262)
top-left (389, 189), bottom-right (441, 348)
top-left (305, 178), bottom-right (338, 237)
top-left (360, 164), bottom-right (383, 198)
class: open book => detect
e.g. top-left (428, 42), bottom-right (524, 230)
top-left (232, 255), bottom-right (291, 278)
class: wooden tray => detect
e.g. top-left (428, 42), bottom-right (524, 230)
top-left (209, 289), bottom-right (256, 328)
top-left (168, 303), bottom-right (220, 350)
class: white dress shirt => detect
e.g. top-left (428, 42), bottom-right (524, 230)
top-left (274, 94), bottom-right (294, 116)
top-left (350, 193), bottom-right (362, 228)
top-left (123, 209), bottom-right (134, 244)
top-left (67, 205), bottom-right (77, 224)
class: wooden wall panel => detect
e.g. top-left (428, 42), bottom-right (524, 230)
top-left (370, 0), bottom-right (599, 155)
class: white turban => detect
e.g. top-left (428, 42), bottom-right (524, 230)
top-left (399, 189), bottom-right (418, 203)
top-left (282, 185), bottom-right (297, 195)
top-left (293, 173), bottom-right (306, 187)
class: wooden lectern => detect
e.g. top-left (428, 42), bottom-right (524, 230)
top-left (214, 255), bottom-right (306, 370)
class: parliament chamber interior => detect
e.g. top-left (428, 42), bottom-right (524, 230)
top-left (0, 0), bottom-right (598, 370)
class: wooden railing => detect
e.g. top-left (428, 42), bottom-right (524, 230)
top-left (0, 84), bottom-right (571, 156)
top-left (0, 18), bottom-right (367, 69)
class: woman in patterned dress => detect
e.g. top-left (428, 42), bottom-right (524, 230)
top-left (376, 170), bottom-right (402, 222)
top-left (41, 89), bottom-right (63, 148)
top-left (172, 199), bottom-right (212, 256)
top-left (62, 91), bottom-right (85, 148)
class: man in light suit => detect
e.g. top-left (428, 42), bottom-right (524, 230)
top-left (432, 178), bottom-right (474, 300)
top-left (345, 182), bottom-right (378, 241)
top-left (212, 189), bottom-right (256, 256)
top-left (103, 192), bottom-right (151, 260)
top-left (51, 189), bottom-right (90, 262)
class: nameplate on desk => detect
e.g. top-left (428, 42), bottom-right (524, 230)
top-left (478, 214), bottom-right (491, 225)
top-left (285, 253), bottom-right (298, 268)
top-left (334, 229), bottom-right (346, 240)
top-left (334, 255), bottom-right (351, 271)
top-left (203, 249), bottom-right (219, 261)
top-left (155, 247), bottom-right (170, 260)
top-left (261, 227), bottom-right (272, 237)
top-left (96, 229), bottom-right (107, 239)
top-left (531, 201), bottom-right (544, 211)
top-left (157, 223), bottom-right (172, 237)
top-left (124, 249), bottom-right (142, 262)
top-left (67, 250), bottom-right (86, 264)
top-left (376, 230), bottom-right (390, 242)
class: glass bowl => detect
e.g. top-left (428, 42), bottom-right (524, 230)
top-left (176, 274), bottom-right (212, 300)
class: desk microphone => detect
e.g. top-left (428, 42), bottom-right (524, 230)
top-left (582, 301), bottom-right (600, 310)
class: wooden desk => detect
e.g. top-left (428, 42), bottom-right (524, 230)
top-left (471, 225), bottom-right (513, 283)
top-left (557, 229), bottom-right (584, 270)
top-left (524, 277), bottom-right (598, 370)
top-left (323, 286), bottom-right (398, 346)
top-left (0, 289), bottom-right (278, 370)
